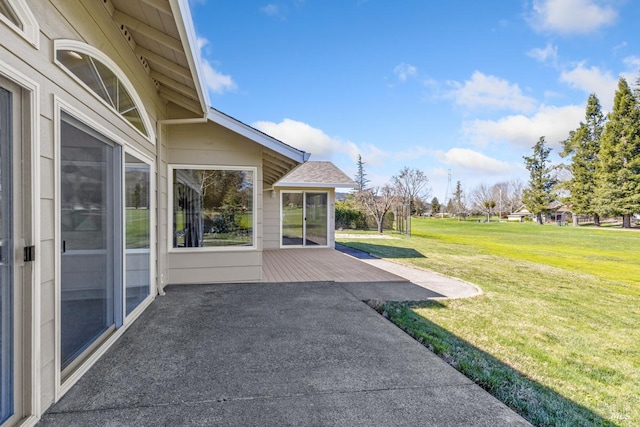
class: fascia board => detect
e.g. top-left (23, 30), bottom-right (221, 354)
top-left (170, 0), bottom-right (209, 115)
top-left (275, 182), bottom-right (357, 189)
top-left (207, 108), bottom-right (309, 163)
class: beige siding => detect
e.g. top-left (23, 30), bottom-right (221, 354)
top-left (168, 252), bottom-right (262, 284)
top-left (166, 122), bottom-right (264, 284)
top-left (3, 0), bottom-right (170, 417)
top-left (263, 189), bottom-right (280, 249)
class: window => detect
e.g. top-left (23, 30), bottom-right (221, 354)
top-left (54, 40), bottom-right (153, 141)
top-left (0, 0), bottom-right (21, 29)
top-left (125, 153), bottom-right (151, 315)
top-left (170, 166), bottom-right (256, 250)
top-left (0, 0), bottom-right (38, 48)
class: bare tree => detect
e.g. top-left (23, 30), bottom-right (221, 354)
top-left (357, 185), bottom-right (397, 233)
top-left (507, 180), bottom-right (524, 214)
top-left (471, 183), bottom-right (499, 221)
top-left (392, 167), bottom-right (430, 214)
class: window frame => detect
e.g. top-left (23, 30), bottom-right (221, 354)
top-left (0, 0), bottom-right (39, 49)
top-left (53, 39), bottom-right (155, 143)
top-left (53, 98), bottom-right (155, 399)
top-left (168, 164), bottom-right (258, 253)
top-left (123, 146), bottom-right (155, 320)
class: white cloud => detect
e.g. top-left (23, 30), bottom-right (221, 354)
top-left (261, 4), bottom-right (282, 17)
top-left (529, 0), bottom-right (618, 34)
top-left (393, 63), bottom-right (418, 82)
top-left (559, 62), bottom-right (617, 110)
top-left (464, 104), bottom-right (584, 149)
top-left (251, 118), bottom-right (387, 166)
top-left (448, 71), bottom-right (537, 113)
top-left (436, 148), bottom-right (516, 174)
top-left (623, 55), bottom-right (640, 71)
top-left (197, 37), bottom-right (237, 94)
top-left (527, 43), bottom-right (558, 64)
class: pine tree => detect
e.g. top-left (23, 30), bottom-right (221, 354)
top-left (430, 197), bottom-right (441, 216)
top-left (452, 180), bottom-right (465, 219)
top-left (595, 77), bottom-right (640, 228)
top-left (560, 93), bottom-right (604, 226)
top-left (354, 155), bottom-right (369, 191)
top-left (523, 137), bottom-right (556, 224)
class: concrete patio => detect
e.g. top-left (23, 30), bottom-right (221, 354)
top-left (38, 280), bottom-right (529, 426)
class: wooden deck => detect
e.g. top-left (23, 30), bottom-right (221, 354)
top-left (262, 248), bottom-right (406, 283)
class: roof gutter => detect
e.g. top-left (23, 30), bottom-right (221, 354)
top-left (208, 108), bottom-right (309, 164)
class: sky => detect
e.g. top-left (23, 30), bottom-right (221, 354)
top-left (189, 0), bottom-right (640, 202)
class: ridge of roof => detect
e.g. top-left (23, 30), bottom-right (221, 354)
top-left (276, 161), bottom-right (357, 188)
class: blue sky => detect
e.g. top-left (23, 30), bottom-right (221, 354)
top-left (190, 0), bottom-right (639, 201)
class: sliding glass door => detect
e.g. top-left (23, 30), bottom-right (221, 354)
top-left (305, 193), bottom-right (328, 246)
top-left (0, 85), bottom-right (14, 424)
top-left (281, 191), bottom-right (328, 247)
top-left (125, 153), bottom-right (150, 315)
top-left (60, 113), bottom-right (122, 373)
top-left (1, 77), bottom-right (31, 425)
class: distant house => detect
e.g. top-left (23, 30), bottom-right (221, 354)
top-left (508, 206), bottom-right (532, 222)
top-left (546, 201), bottom-right (573, 223)
top-left (508, 203), bottom-right (573, 223)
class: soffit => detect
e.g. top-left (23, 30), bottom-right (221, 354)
top-left (103, 0), bottom-right (206, 116)
top-left (262, 150), bottom-right (300, 187)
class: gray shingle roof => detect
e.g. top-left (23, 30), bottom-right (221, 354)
top-left (276, 161), bottom-right (356, 188)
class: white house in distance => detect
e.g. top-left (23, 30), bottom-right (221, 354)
top-left (0, 1), bottom-right (352, 425)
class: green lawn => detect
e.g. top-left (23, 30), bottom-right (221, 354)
top-left (337, 219), bottom-right (640, 426)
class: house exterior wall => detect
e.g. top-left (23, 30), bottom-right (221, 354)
top-left (166, 122), bottom-right (264, 284)
top-left (263, 188), bottom-right (280, 249)
top-left (2, 0), bottom-right (169, 422)
top-left (264, 187), bottom-right (336, 250)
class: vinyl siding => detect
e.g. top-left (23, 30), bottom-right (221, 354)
top-left (166, 122), bottom-right (264, 284)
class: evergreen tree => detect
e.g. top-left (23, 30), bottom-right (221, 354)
top-left (523, 137), bottom-right (556, 224)
top-left (430, 197), bottom-right (441, 216)
top-left (595, 77), bottom-right (640, 228)
top-left (452, 180), bottom-right (465, 219)
top-left (354, 155), bottom-right (369, 191)
top-left (560, 93), bottom-right (604, 226)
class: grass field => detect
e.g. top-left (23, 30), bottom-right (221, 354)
top-left (337, 219), bottom-right (640, 426)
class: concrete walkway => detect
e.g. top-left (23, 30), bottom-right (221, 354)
top-left (336, 244), bottom-right (481, 299)
top-left (39, 283), bottom-right (529, 426)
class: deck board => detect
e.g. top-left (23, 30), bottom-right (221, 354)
top-left (262, 249), bottom-right (407, 283)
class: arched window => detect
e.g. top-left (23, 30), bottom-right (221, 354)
top-left (54, 40), bottom-right (154, 141)
top-left (0, 0), bottom-right (39, 48)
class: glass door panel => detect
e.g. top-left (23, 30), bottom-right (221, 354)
top-left (0, 86), bottom-right (14, 424)
top-left (305, 193), bottom-right (328, 246)
top-left (60, 114), bottom-right (122, 371)
top-left (281, 193), bottom-right (303, 246)
top-left (125, 153), bottom-right (150, 315)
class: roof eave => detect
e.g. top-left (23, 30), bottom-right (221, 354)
top-left (207, 108), bottom-right (309, 163)
top-left (170, 0), bottom-right (209, 116)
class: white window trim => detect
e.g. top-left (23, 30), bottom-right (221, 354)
top-left (279, 190), bottom-right (331, 249)
top-left (53, 39), bottom-right (155, 144)
top-left (0, 57), bottom-right (41, 423)
top-left (168, 164), bottom-right (258, 253)
top-left (53, 97), bottom-right (155, 402)
top-left (123, 145), bottom-right (156, 321)
top-left (0, 0), bottom-right (39, 49)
